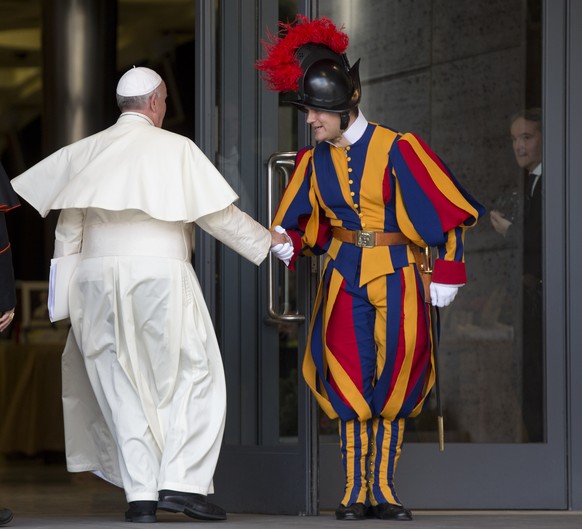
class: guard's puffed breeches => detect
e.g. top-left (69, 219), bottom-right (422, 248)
top-left (339, 417), bottom-right (405, 507)
top-left (304, 265), bottom-right (434, 422)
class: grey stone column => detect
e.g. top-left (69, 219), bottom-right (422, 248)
top-left (41, 0), bottom-right (117, 259)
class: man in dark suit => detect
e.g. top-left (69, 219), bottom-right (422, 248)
top-left (490, 108), bottom-right (543, 441)
top-left (0, 161), bottom-right (20, 526)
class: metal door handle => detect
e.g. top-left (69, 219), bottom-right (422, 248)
top-left (267, 152), bottom-right (305, 323)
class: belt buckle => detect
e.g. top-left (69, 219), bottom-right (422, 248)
top-left (355, 230), bottom-right (375, 248)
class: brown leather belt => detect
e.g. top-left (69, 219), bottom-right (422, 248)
top-left (332, 227), bottom-right (410, 248)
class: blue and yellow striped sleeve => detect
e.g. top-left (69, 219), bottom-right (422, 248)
top-left (272, 148), bottom-right (331, 268)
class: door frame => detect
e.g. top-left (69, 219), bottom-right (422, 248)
top-left (194, 0), bottom-right (575, 513)
top-left (566, 0), bottom-right (582, 511)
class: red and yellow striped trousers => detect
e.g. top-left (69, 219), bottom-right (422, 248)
top-left (303, 262), bottom-right (435, 505)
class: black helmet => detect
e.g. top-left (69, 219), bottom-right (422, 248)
top-left (290, 44), bottom-right (361, 114)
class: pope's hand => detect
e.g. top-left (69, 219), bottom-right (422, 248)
top-left (430, 283), bottom-right (459, 307)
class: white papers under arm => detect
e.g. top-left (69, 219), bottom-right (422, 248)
top-left (48, 253), bottom-right (81, 322)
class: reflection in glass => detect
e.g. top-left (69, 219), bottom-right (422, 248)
top-left (499, 109), bottom-right (543, 442)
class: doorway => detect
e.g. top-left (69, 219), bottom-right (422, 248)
top-left (209, 0), bottom-right (567, 513)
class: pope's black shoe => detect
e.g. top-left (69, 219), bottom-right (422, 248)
top-left (125, 501), bottom-right (157, 523)
top-left (158, 489), bottom-right (226, 521)
top-left (0, 508), bottom-right (13, 526)
top-left (371, 502), bottom-right (413, 521)
top-left (335, 502), bottom-right (367, 520)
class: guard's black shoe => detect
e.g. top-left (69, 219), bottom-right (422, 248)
top-left (158, 489), bottom-right (226, 521)
top-left (124, 501), bottom-right (157, 523)
top-left (335, 502), bottom-right (367, 520)
top-left (0, 508), bottom-right (13, 526)
top-left (371, 502), bottom-right (413, 521)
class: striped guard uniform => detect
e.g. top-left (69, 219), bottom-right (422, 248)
top-left (272, 119), bottom-right (485, 508)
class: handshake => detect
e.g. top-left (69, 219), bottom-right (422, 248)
top-left (270, 225), bottom-right (294, 265)
top-left (268, 226), bottom-right (460, 307)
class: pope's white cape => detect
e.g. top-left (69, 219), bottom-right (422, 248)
top-left (9, 112), bottom-right (250, 498)
top-left (11, 112), bottom-right (239, 221)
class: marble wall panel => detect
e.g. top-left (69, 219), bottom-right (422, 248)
top-left (432, 0), bottom-right (524, 63)
top-left (319, 0), bottom-right (432, 81)
top-left (360, 72), bottom-right (431, 137)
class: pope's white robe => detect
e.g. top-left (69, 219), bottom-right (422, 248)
top-left (11, 113), bottom-right (271, 502)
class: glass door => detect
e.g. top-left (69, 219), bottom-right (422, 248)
top-left (314, 0), bottom-right (567, 510)
top-left (204, 0), bottom-right (318, 515)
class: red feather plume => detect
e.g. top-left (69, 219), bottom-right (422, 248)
top-left (256, 15), bottom-right (349, 92)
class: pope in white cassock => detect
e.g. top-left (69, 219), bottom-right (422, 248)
top-left (11, 67), bottom-right (293, 524)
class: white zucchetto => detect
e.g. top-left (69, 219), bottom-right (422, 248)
top-left (116, 66), bottom-right (162, 97)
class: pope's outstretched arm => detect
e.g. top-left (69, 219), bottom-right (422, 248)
top-left (196, 203), bottom-right (287, 265)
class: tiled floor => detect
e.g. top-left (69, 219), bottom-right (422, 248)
top-left (1, 457), bottom-right (581, 528)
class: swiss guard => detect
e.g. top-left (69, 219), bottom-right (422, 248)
top-left (257, 15), bottom-right (485, 521)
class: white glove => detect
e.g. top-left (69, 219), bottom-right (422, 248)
top-left (271, 226), bottom-right (294, 265)
top-left (430, 282), bottom-right (459, 307)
